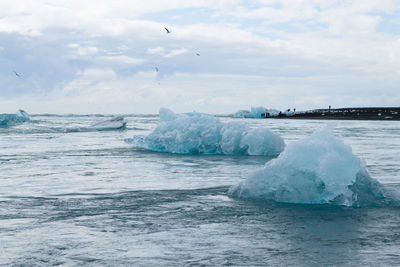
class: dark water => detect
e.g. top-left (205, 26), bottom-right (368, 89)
top-left (1, 115), bottom-right (400, 266)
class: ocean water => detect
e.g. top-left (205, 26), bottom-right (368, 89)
top-left (1, 114), bottom-right (400, 266)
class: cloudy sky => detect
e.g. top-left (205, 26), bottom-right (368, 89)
top-left (0, 0), bottom-right (399, 114)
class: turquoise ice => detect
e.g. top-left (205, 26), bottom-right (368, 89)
top-left (229, 125), bottom-right (400, 206)
top-left (0, 110), bottom-right (30, 127)
top-left (127, 108), bottom-right (285, 156)
top-left (234, 106), bottom-right (280, 118)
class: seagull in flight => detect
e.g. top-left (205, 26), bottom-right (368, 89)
top-left (164, 27), bottom-right (171, 34)
top-left (13, 70), bottom-right (21, 77)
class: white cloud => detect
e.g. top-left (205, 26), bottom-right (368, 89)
top-left (388, 39), bottom-right (400, 64)
top-left (229, 4), bottom-right (318, 24)
top-left (146, 46), bottom-right (165, 55)
top-left (82, 68), bottom-right (117, 78)
top-left (0, 0), bottom-right (241, 36)
top-left (67, 43), bottom-right (100, 57)
top-left (2, 68), bottom-right (400, 114)
top-left (1, 0), bottom-right (400, 114)
top-left (96, 55), bottom-right (146, 65)
top-left (77, 46), bottom-right (99, 56)
top-left (164, 48), bottom-right (188, 58)
top-left (318, 10), bottom-right (381, 35)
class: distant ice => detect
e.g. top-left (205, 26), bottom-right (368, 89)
top-left (0, 110), bottom-right (30, 127)
top-left (66, 116), bottom-right (127, 132)
top-left (229, 125), bottom-right (400, 207)
top-left (87, 116), bottom-right (127, 130)
top-left (234, 110), bottom-right (254, 118)
top-left (127, 108), bottom-right (285, 156)
top-left (234, 107), bottom-right (280, 118)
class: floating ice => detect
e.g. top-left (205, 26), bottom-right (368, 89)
top-left (229, 126), bottom-right (400, 207)
top-left (66, 116), bottom-right (127, 132)
top-left (234, 107), bottom-right (280, 118)
top-left (0, 110), bottom-right (30, 127)
top-left (250, 107), bottom-right (267, 118)
top-left (87, 116), bottom-right (127, 130)
top-left (264, 108), bottom-right (280, 117)
top-left (233, 110), bottom-right (254, 118)
top-left (127, 108), bottom-right (285, 156)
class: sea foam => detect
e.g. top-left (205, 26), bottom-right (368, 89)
top-left (229, 125), bottom-right (400, 207)
top-left (127, 108), bottom-right (285, 156)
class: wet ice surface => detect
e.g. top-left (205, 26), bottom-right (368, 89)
top-left (0, 110), bottom-right (30, 127)
top-left (1, 115), bottom-right (400, 265)
top-left (127, 108), bottom-right (284, 156)
top-left (230, 125), bottom-right (400, 206)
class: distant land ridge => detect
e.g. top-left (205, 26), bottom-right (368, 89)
top-left (263, 107), bottom-right (400, 120)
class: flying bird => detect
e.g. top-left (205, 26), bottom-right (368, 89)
top-left (164, 27), bottom-right (171, 34)
top-left (13, 70), bottom-right (21, 77)
top-left (196, 53), bottom-right (200, 56)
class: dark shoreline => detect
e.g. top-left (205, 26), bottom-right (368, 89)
top-left (265, 107), bottom-right (400, 120)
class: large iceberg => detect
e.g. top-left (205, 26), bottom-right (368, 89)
top-left (229, 126), bottom-right (400, 207)
top-left (127, 108), bottom-right (285, 156)
top-left (0, 110), bottom-right (30, 127)
top-left (66, 116), bottom-right (127, 132)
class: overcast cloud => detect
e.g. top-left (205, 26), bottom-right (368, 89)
top-left (0, 0), bottom-right (399, 114)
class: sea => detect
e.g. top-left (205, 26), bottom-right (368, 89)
top-left (1, 114), bottom-right (400, 266)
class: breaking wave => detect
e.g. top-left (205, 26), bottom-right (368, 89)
top-left (126, 108), bottom-right (285, 156)
top-left (229, 125), bottom-right (400, 207)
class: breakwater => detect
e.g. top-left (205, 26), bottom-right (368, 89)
top-left (265, 107), bottom-right (400, 120)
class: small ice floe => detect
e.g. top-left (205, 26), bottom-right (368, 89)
top-left (66, 116), bottom-right (127, 132)
top-left (0, 109), bottom-right (30, 127)
top-left (15, 109), bottom-right (30, 119)
top-left (126, 108), bottom-right (285, 156)
top-left (229, 125), bottom-right (400, 207)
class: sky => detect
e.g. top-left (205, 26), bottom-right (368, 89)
top-left (0, 0), bottom-right (399, 114)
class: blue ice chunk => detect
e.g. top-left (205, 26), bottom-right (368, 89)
top-left (127, 108), bottom-right (285, 156)
top-left (234, 107), bottom-right (281, 118)
top-left (250, 106), bottom-right (266, 118)
top-left (229, 125), bottom-right (400, 207)
top-left (234, 110), bottom-right (254, 118)
top-left (0, 110), bottom-right (30, 127)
